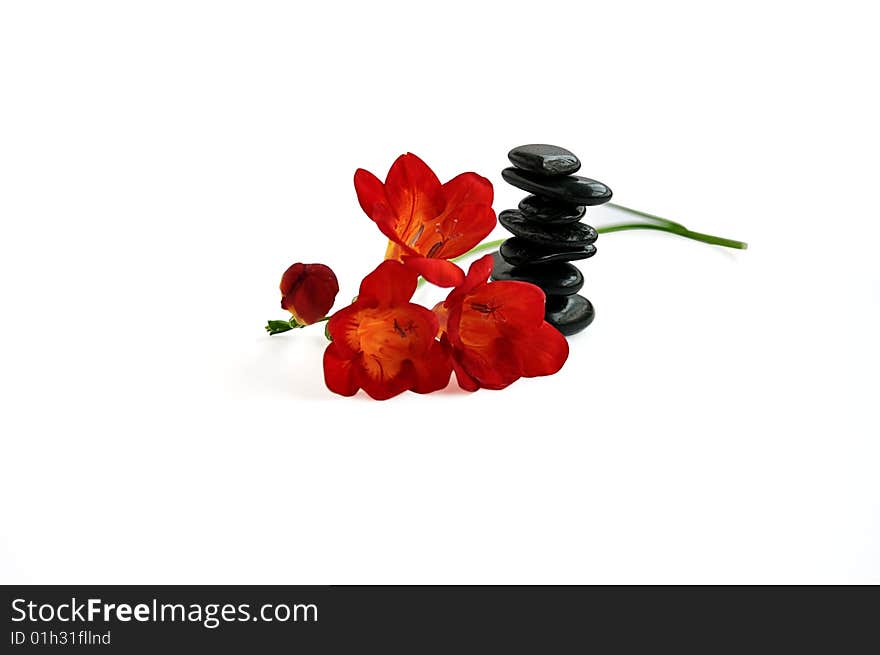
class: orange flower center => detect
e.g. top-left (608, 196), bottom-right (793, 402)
top-left (459, 290), bottom-right (508, 349)
top-left (346, 307), bottom-right (422, 380)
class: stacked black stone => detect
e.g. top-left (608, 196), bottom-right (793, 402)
top-left (492, 144), bottom-right (612, 336)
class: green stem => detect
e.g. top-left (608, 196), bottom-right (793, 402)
top-left (602, 203), bottom-right (746, 248)
top-left (596, 222), bottom-right (747, 249)
top-left (606, 202), bottom-right (687, 230)
top-left (265, 315), bottom-right (330, 336)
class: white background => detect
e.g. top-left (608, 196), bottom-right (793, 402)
top-left (1, 1), bottom-right (878, 584)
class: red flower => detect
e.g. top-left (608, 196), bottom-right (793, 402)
top-left (437, 254), bottom-right (569, 391)
top-left (280, 263), bottom-right (339, 325)
top-left (354, 153), bottom-right (496, 288)
top-left (323, 260), bottom-right (451, 400)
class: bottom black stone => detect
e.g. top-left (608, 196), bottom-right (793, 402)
top-left (545, 294), bottom-right (595, 336)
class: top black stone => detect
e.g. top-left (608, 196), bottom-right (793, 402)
top-left (508, 144), bottom-right (581, 177)
top-left (501, 167), bottom-right (613, 206)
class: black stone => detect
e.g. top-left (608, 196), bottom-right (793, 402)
top-left (508, 144), bottom-right (581, 177)
top-left (499, 237), bottom-right (597, 266)
top-left (545, 294), bottom-right (595, 336)
top-left (499, 209), bottom-right (598, 248)
top-left (501, 167), bottom-right (612, 206)
top-left (490, 252), bottom-right (583, 296)
top-left (518, 195), bottom-right (585, 225)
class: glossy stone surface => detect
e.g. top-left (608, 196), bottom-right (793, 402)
top-left (518, 195), bottom-right (585, 225)
top-left (490, 252), bottom-right (583, 296)
top-left (545, 294), bottom-right (595, 336)
top-left (501, 167), bottom-right (612, 206)
top-left (499, 210), bottom-right (598, 248)
top-left (499, 237), bottom-right (596, 266)
top-left (507, 144), bottom-right (581, 177)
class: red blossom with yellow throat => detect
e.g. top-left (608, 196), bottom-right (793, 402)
top-left (354, 153), bottom-right (495, 288)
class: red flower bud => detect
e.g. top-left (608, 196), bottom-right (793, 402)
top-left (280, 263), bottom-right (339, 325)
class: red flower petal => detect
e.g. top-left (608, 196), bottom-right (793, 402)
top-left (517, 322), bottom-right (569, 378)
top-left (442, 172), bottom-right (494, 208)
top-left (465, 253), bottom-right (496, 289)
top-left (447, 279), bottom-right (545, 348)
top-left (354, 168), bottom-right (402, 247)
top-left (402, 256), bottom-right (465, 288)
top-left (410, 340), bottom-right (453, 394)
top-left (355, 359), bottom-right (417, 401)
top-left (323, 342), bottom-right (359, 396)
top-left (280, 262), bottom-right (339, 325)
top-left (453, 335), bottom-right (522, 390)
top-left (442, 335), bottom-right (479, 392)
top-left (383, 153), bottom-right (445, 246)
top-left (448, 253), bottom-right (495, 301)
top-left (353, 168), bottom-right (388, 219)
top-left (469, 280), bottom-right (546, 334)
top-left (356, 260), bottom-right (418, 307)
top-left (451, 354), bottom-right (480, 392)
top-left (430, 172), bottom-right (497, 259)
top-left (325, 304), bottom-right (361, 357)
top-left (437, 204), bottom-right (497, 259)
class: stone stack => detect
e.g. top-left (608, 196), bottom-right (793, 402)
top-left (492, 144), bottom-right (612, 336)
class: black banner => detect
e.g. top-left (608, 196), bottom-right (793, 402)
top-left (1, 586), bottom-right (878, 652)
